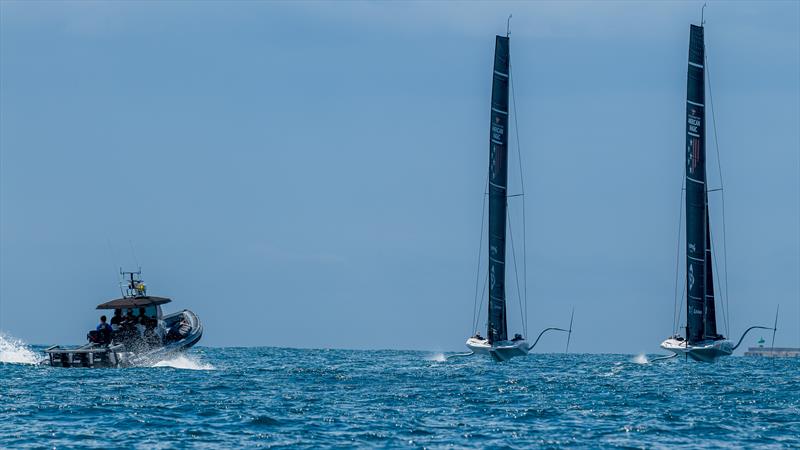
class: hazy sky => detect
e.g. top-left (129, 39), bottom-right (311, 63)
top-left (1, 1), bottom-right (798, 354)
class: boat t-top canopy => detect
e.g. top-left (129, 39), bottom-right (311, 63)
top-left (96, 269), bottom-right (172, 309)
top-left (96, 296), bottom-right (172, 310)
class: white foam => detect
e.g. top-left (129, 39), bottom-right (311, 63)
top-left (632, 353), bottom-right (649, 364)
top-left (151, 354), bottom-right (215, 370)
top-left (0, 333), bottom-right (41, 365)
top-left (426, 353), bottom-right (447, 362)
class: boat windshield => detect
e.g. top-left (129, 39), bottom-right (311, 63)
top-left (123, 305), bottom-right (160, 321)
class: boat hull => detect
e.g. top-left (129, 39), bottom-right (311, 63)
top-left (466, 337), bottom-right (530, 362)
top-left (44, 309), bottom-right (203, 368)
top-left (660, 338), bottom-right (732, 362)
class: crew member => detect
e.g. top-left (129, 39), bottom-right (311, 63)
top-left (96, 315), bottom-right (112, 344)
top-left (124, 309), bottom-right (137, 326)
top-left (110, 309), bottom-right (123, 327)
top-left (138, 307), bottom-right (151, 326)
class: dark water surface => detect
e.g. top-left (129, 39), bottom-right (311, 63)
top-left (1, 345), bottom-right (798, 448)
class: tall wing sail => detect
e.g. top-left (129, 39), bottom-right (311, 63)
top-left (685, 24), bottom-right (709, 344)
top-left (487, 35), bottom-right (510, 344)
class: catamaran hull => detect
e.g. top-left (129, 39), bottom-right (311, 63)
top-left (660, 338), bottom-right (733, 362)
top-left (466, 338), bottom-right (529, 362)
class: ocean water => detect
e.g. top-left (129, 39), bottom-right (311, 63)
top-left (1, 336), bottom-right (798, 448)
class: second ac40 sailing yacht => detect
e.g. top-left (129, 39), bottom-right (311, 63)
top-left (659, 20), bottom-right (776, 362)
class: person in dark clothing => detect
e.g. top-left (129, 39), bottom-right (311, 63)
top-left (110, 309), bottom-right (123, 327)
top-left (124, 309), bottom-right (137, 326)
top-left (116, 309), bottom-right (138, 344)
top-left (166, 318), bottom-right (191, 343)
top-left (96, 315), bottom-right (112, 344)
top-left (138, 307), bottom-right (150, 326)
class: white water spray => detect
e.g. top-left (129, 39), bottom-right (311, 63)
top-left (0, 333), bottom-right (40, 365)
top-left (426, 353), bottom-right (447, 362)
top-left (151, 354), bottom-right (215, 370)
top-left (632, 353), bottom-right (650, 364)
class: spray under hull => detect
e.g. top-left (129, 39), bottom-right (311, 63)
top-left (660, 338), bottom-right (732, 362)
top-left (466, 337), bottom-right (529, 362)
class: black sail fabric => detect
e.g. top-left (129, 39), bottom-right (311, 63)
top-left (684, 24), bottom-right (717, 343)
top-left (487, 36), bottom-right (510, 344)
top-left (704, 206), bottom-right (718, 337)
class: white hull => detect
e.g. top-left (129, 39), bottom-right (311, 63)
top-left (466, 337), bottom-right (530, 362)
top-left (660, 337), bottom-right (733, 362)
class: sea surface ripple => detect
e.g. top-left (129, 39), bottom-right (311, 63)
top-left (1, 344), bottom-right (798, 448)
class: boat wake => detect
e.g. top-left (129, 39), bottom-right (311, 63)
top-left (426, 353), bottom-right (447, 362)
top-left (150, 354), bottom-right (215, 370)
top-left (0, 333), bottom-right (41, 365)
top-left (632, 353), bottom-right (650, 364)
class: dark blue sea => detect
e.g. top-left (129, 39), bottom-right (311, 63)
top-left (1, 337), bottom-right (799, 448)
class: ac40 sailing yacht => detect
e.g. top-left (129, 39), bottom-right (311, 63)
top-left (659, 21), bottom-right (775, 362)
top-left (453, 26), bottom-right (572, 362)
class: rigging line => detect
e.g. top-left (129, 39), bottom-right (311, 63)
top-left (507, 207), bottom-right (527, 337)
top-left (676, 276), bottom-right (687, 336)
top-left (510, 62), bottom-right (529, 335)
top-left (706, 51), bottom-right (732, 334)
top-left (673, 172), bottom-right (686, 336)
top-left (475, 271), bottom-right (489, 334)
top-left (709, 227), bottom-right (729, 337)
top-left (471, 171), bottom-right (490, 334)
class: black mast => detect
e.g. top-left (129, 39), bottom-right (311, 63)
top-left (684, 24), bottom-right (718, 344)
top-left (487, 35), bottom-right (510, 344)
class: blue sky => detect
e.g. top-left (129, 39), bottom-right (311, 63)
top-left (1, 1), bottom-right (798, 353)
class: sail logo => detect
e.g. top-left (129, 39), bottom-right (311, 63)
top-left (490, 144), bottom-right (503, 179)
top-left (688, 137), bottom-right (700, 174)
top-left (688, 264), bottom-right (695, 291)
top-left (688, 112), bottom-right (701, 134)
top-left (490, 265), bottom-right (496, 291)
top-left (490, 245), bottom-right (498, 257)
top-left (492, 117), bottom-right (504, 142)
top-left (688, 110), bottom-right (701, 174)
top-left (688, 243), bottom-right (696, 253)
top-left (691, 306), bottom-right (703, 316)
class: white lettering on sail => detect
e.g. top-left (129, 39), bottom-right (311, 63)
top-left (492, 125), bottom-right (504, 142)
top-left (490, 265), bottom-right (496, 291)
top-left (492, 114), bottom-right (504, 138)
top-left (689, 243), bottom-right (696, 253)
top-left (689, 264), bottom-right (695, 291)
top-left (688, 116), bottom-right (701, 134)
top-left (687, 108), bottom-right (701, 174)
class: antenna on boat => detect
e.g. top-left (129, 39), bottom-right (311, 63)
top-left (701, 3), bottom-right (707, 26)
top-left (506, 14), bottom-right (512, 37)
top-left (128, 240), bottom-right (140, 268)
top-left (119, 267), bottom-right (145, 298)
top-left (118, 267), bottom-right (125, 298)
